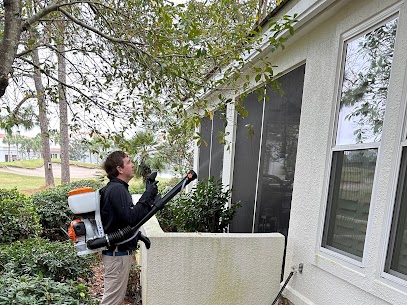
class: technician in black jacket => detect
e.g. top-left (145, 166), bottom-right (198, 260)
top-left (99, 150), bottom-right (157, 305)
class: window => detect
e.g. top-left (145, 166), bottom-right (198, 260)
top-left (323, 149), bottom-right (377, 259)
top-left (386, 146), bottom-right (407, 280)
top-left (322, 17), bottom-right (398, 260)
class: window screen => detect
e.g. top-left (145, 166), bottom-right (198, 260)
top-left (254, 64), bottom-right (305, 236)
top-left (230, 89), bottom-right (264, 233)
top-left (198, 116), bottom-right (211, 181)
top-left (210, 111), bottom-right (226, 181)
top-left (198, 111), bottom-right (225, 182)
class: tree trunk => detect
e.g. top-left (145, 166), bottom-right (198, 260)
top-left (57, 20), bottom-right (70, 184)
top-left (7, 143), bottom-right (11, 162)
top-left (258, 0), bottom-right (268, 23)
top-left (0, 0), bottom-right (22, 97)
top-left (32, 47), bottom-right (55, 188)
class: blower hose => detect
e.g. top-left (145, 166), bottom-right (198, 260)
top-left (87, 226), bottom-right (134, 249)
top-left (106, 226), bottom-right (134, 246)
top-left (271, 270), bottom-right (294, 305)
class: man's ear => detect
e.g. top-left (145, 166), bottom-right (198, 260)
top-left (117, 165), bottom-right (124, 174)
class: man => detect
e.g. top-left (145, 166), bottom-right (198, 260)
top-left (99, 150), bottom-right (158, 305)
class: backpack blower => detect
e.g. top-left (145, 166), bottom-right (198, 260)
top-left (68, 170), bottom-right (197, 255)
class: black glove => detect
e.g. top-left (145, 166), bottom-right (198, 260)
top-left (138, 180), bottom-right (158, 207)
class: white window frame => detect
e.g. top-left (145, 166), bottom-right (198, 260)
top-left (318, 8), bottom-right (401, 269)
top-left (380, 75), bottom-right (407, 288)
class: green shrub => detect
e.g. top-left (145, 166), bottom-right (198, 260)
top-left (31, 180), bottom-right (105, 241)
top-left (156, 203), bottom-right (178, 232)
top-left (0, 189), bottom-right (42, 244)
top-left (0, 237), bottom-right (95, 283)
top-left (0, 272), bottom-right (97, 305)
top-left (156, 177), bottom-right (180, 191)
top-left (129, 181), bottom-right (145, 195)
top-left (65, 180), bottom-right (106, 191)
top-left (157, 177), bottom-right (240, 233)
top-left (129, 177), bottom-right (180, 195)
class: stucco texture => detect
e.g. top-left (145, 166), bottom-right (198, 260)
top-left (199, 0), bottom-right (407, 304)
top-left (140, 216), bottom-right (285, 305)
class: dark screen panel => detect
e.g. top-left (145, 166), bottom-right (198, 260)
top-left (254, 64), bottom-right (305, 235)
top-left (230, 89), bottom-right (265, 233)
top-left (210, 111), bottom-right (226, 181)
top-left (198, 116), bottom-right (211, 181)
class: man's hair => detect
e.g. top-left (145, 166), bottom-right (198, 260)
top-left (103, 151), bottom-right (128, 179)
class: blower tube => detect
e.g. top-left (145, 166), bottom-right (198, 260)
top-left (87, 170), bottom-right (197, 250)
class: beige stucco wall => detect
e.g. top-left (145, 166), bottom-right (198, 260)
top-left (139, 216), bottom-right (285, 305)
top-left (278, 1), bottom-right (407, 304)
top-left (195, 0), bottom-right (407, 304)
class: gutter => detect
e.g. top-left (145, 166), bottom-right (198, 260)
top-left (257, 0), bottom-right (292, 29)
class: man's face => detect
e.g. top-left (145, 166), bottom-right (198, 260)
top-left (118, 156), bottom-right (135, 182)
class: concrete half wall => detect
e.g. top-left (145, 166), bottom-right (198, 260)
top-left (140, 216), bottom-right (285, 305)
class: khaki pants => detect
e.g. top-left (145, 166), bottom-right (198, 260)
top-left (101, 254), bottom-right (133, 305)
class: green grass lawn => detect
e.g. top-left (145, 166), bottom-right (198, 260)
top-left (0, 159), bottom-right (45, 169)
top-left (0, 159), bottom-right (101, 194)
top-left (0, 171), bottom-right (82, 194)
top-left (0, 158), bottom-right (101, 169)
top-left (0, 158), bottom-right (177, 196)
top-left (0, 170), bottom-right (174, 196)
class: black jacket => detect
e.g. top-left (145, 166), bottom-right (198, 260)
top-left (100, 178), bottom-right (151, 251)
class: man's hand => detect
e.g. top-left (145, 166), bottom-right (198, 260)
top-left (146, 180), bottom-right (159, 199)
top-left (138, 177), bottom-right (159, 207)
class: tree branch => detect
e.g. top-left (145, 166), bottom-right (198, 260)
top-left (19, 56), bottom-right (102, 108)
top-left (58, 7), bottom-right (144, 47)
top-left (21, 0), bottom-right (102, 31)
top-left (12, 94), bottom-right (36, 117)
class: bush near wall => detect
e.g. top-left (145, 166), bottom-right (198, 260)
top-left (31, 180), bottom-right (105, 241)
top-left (0, 189), bottom-right (42, 244)
top-left (0, 237), bottom-right (95, 282)
top-left (157, 177), bottom-right (241, 233)
top-left (0, 184), bottom-right (100, 304)
top-left (0, 272), bottom-right (97, 305)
